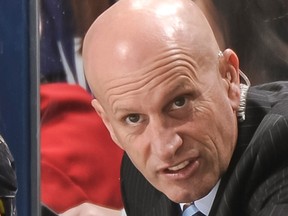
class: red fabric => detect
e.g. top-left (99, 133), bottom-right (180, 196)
top-left (40, 83), bottom-right (123, 213)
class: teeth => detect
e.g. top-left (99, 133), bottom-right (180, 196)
top-left (168, 160), bottom-right (189, 171)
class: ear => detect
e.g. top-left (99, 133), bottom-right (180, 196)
top-left (220, 49), bottom-right (241, 111)
top-left (91, 99), bottom-right (122, 149)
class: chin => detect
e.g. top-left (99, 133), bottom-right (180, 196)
top-left (164, 179), bottom-right (216, 203)
top-left (164, 188), bottom-right (196, 203)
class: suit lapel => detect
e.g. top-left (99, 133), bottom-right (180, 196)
top-left (210, 83), bottom-right (288, 216)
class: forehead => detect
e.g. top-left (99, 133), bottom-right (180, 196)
top-left (84, 2), bottom-right (220, 101)
top-left (94, 38), bottom-right (220, 108)
top-left (101, 47), bottom-right (205, 107)
top-left (84, 11), bottom-right (211, 90)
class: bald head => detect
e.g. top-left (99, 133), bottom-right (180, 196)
top-left (83, 0), bottom-right (241, 204)
top-left (83, 0), bottom-right (219, 99)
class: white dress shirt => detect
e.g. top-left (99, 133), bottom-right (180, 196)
top-left (180, 180), bottom-right (220, 215)
top-left (121, 180), bottom-right (220, 216)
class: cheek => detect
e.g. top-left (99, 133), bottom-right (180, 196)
top-left (115, 129), bottom-right (152, 169)
top-left (183, 108), bottom-right (235, 170)
top-left (208, 121), bottom-right (236, 174)
top-left (202, 96), bottom-right (237, 162)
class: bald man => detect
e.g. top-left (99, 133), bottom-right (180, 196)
top-left (83, 0), bottom-right (288, 215)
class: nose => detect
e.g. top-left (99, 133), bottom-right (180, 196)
top-left (148, 116), bottom-right (183, 161)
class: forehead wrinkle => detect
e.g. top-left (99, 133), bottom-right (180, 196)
top-left (106, 46), bottom-right (199, 94)
top-left (106, 53), bottom-right (199, 114)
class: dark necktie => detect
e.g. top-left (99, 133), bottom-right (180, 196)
top-left (182, 203), bottom-right (205, 216)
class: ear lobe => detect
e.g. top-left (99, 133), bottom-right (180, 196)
top-left (228, 82), bottom-right (241, 111)
top-left (91, 99), bottom-right (122, 148)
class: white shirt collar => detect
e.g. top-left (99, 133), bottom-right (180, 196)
top-left (180, 180), bottom-right (220, 215)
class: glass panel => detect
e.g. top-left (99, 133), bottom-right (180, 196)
top-left (39, 1), bottom-right (123, 215)
top-left (0, 0), bottom-right (40, 215)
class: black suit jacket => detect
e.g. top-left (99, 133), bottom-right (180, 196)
top-left (120, 81), bottom-right (288, 216)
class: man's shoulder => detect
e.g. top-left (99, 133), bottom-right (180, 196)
top-left (235, 81), bottom-right (288, 189)
top-left (249, 81), bottom-right (288, 104)
top-left (251, 81), bottom-right (288, 92)
top-left (245, 81), bottom-right (288, 120)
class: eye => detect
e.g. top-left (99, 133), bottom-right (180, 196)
top-left (125, 113), bottom-right (143, 125)
top-left (171, 96), bottom-right (187, 110)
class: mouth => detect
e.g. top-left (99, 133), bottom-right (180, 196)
top-left (167, 160), bottom-right (190, 172)
top-left (162, 158), bottom-right (200, 180)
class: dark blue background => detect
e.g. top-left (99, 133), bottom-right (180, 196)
top-left (0, 0), bottom-right (39, 215)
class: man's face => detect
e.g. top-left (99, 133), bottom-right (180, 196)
top-left (94, 48), bottom-right (239, 203)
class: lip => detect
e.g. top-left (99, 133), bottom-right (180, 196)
top-left (161, 157), bottom-right (200, 180)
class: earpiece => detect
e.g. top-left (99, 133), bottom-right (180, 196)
top-left (237, 70), bottom-right (251, 122)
